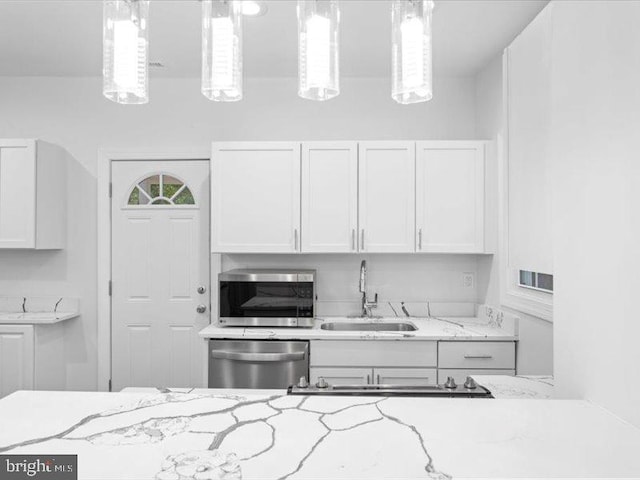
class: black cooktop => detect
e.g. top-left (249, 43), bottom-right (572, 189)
top-left (287, 383), bottom-right (494, 398)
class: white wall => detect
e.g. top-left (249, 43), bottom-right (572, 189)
top-left (550, 1), bottom-right (640, 427)
top-left (223, 254), bottom-right (482, 316)
top-left (0, 75), bottom-right (478, 390)
top-left (475, 54), bottom-right (553, 375)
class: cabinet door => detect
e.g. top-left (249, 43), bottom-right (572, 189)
top-left (301, 142), bottom-right (358, 253)
top-left (507, 7), bottom-right (553, 275)
top-left (0, 141), bottom-right (36, 248)
top-left (416, 142), bottom-right (485, 253)
top-left (211, 142), bottom-right (301, 253)
top-left (358, 142), bottom-right (415, 252)
top-left (373, 367), bottom-right (437, 386)
top-left (310, 367), bottom-right (372, 386)
top-left (0, 325), bottom-right (34, 398)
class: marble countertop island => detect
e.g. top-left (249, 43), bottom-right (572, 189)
top-left (1, 387), bottom-right (639, 480)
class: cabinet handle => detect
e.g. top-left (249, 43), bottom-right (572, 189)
top-left (361, 229), bottom-right (365, 250)
top-left (294, 229), bottom-right (298, 251)
top-left (352, 229), bottom-right (356, 251)
top-left (418, 228), bottom-right (423, 250)
top-left (366, 374), bottom-right (370, 384)
top-left (463, 355), bottom-right (493, 359)
top-left (376, 374), bottom-right (380, 384)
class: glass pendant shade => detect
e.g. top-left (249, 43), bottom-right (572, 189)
top-left (103, 0), bottom-right (149, 104)
top-left (391, 0), bottom-right (434, 104)
top-left (297, 0), bottom-right (340, 101)
top-left (202, 0), bottom-right (243, 102)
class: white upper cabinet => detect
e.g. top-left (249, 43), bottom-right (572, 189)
top-left (358, 142), bottom-right (415, 253)
top-left (416, 141), bottom-right (485, 253)
top-left (0, 139), bottom-right (67, 249)
top-left (211, 140), bottom-right (489, 255)
top-left (301, 142), bottom-right (358, 253)
top-left (506, 7), bottom-right (553, 275)
top-left (211, 142), bottom-right (301, 253)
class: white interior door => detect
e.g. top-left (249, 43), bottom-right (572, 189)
top-left (111, 160), bottom-right (210, 391)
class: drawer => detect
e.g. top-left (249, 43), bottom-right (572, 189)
top-left (438, 341), bottom-right (515, 369)
top-left (437, 369), bottom-right (515, 385)
top-left (311, 341), bottom-right (437, 367)
top-left (374, 368), bottom-right (437, 386)
top-left (310, 367), bottom-right (371, 386)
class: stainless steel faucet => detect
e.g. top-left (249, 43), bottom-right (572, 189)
top-left (359, 260), bottom-right (378, 317)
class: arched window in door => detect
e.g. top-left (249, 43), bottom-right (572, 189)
top-left (127, 173), bottom-right (195, 206)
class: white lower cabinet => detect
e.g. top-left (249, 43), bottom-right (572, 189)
top-left (437, 341), bottom-right (516, 385)
top-left (438, 341), bottom-right (516, 370)
top-left (309, 340), bottom-right (516, 387)
top-left (309, 367), bottom-right (437, 386)
top-left (309, 341), bottom-right (439, 386)
top-left (0, 323), bottom-right (66, 398)
top-left (311, 340), bottom-right (437, 367)
top-left (0, 325), bottom-right (34, 397)
top-left (374, 368), bottom-right (437, 386)
top-left (310, 367), bottom-right (372, 386)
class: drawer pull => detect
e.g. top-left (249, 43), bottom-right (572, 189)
top-left (464, 355), bottom-right (493, 359)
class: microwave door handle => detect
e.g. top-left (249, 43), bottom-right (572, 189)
top-left (210, 350), bottom-right (306, 362)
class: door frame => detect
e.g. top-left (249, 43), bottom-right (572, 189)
top-left (97, 148), bottom-right (217, 392)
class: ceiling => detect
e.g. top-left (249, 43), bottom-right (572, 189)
top-left (0, 0), bottom-right (547, 78)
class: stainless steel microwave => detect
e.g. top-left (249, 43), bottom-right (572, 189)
top-left (218, 269), bottom-right (316, 327)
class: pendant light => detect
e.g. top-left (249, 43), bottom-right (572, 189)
top-left (103, 0), bottom-right (149, 104)
top-left (391, 0), bottom-right (434, 104)
top-left (297, 0), bottom-right (340, 101)
top-left (202, 0), bottom-right (243, 102)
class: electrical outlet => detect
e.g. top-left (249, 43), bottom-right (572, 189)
top-left (463, 272), bottom-right (475, 288)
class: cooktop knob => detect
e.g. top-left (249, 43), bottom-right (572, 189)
top-left (316, 377), bottom-right (329, 389)
top-left (464, 376), bottom-right (478, 389)
top-left (444, 376), bottom-right (457, 389)
top-left (297, 376), bottom-right (309, 388)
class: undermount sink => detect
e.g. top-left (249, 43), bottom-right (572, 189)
top-left (320, 321), bottom-right (417, 332)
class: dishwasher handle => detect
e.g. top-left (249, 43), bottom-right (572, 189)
top-left (210, 350), bottom-right (306, 362)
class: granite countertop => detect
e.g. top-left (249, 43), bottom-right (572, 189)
top-left (199, 316), bottom-right (517, 341)
top-left (0, 311), bottom-right (78, 324)
top-left (1, 388), bottom-right (639, 479)
top-left (0, 297), bottom-right (79, 325)
top-left (200, 304), bottom-right (518, 341)
top-left (473, 375), bottom-right (555, 399)
top-left (120, 374), bottom-right (554, 400)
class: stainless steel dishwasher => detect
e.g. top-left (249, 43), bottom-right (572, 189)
top-left (208, 339), bottom-right (309, 389)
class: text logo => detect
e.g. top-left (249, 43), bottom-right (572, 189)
top-left (0, 455), bottom-right (77, 480)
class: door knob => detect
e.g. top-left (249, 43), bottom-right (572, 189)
top-left (197, 286), bottom-right (207, 294)
top-left (196, 305), bottom-right (207, 314)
